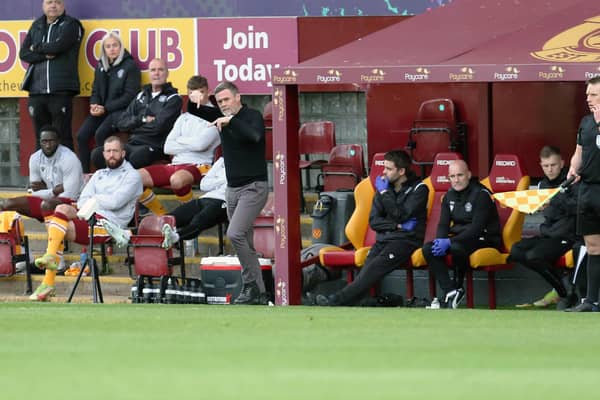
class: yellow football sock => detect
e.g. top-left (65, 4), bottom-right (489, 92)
top-left (139, 188), bottom-right (166, 215)
top-left (46, 214), bottom-right (69, 255)
top-left (176, 191), bottom-right (193, 203)
top-left (42, 269), bottom-right (56, 286)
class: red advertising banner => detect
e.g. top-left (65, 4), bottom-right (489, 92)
top-left (196, 17), bottom-right (298, 94)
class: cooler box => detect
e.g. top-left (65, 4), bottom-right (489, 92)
top-left (200, 256), bottom-right (274, 304)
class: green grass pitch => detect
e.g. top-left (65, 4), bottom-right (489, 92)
top-left (1, 304), bottom-right (599, 399)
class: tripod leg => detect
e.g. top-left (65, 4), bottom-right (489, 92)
top-left (67, 258), bottom-right (87, 303)
top-left (92, 258), bottom-right (104, 303)
top-left (24, 237), bottom-right (33, 295)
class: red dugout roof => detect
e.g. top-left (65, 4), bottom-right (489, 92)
top-left (273, 0), bottom-right (600, 85)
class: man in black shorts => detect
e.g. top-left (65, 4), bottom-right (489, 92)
top-left (566, 76), bottom-right (600, 312)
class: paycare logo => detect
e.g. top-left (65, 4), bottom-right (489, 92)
top-left (273, 88), bottom-right (285, 121)
top-left (449, 67), bottom-right (475, 81)
top-left (274, 152), bottom-right (286, 185)
top-left (539, 65), bottom-right (565, 80)
top-left (361, 68), bottom-right (386, 83)
top-left (275, 215), bottom-right (287, 249)
top-left (405, 67), bottom-right (430, 82)
top-left (584, 66), bottom-right (600, 80)
top-left (273, 69), bottom-right (298, 84)
top-left (494, 66), bottom-right (520, 81)
top-left (317, 69), bottom-right (342, 83)
top-left (276, 280), bottom-right (288, 305)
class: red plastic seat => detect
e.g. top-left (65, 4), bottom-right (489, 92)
top-left (0, 212), bottom-right (32, 293)
top-left (407, 98), bottom-right (465, 174)
top-left (298, 121), bottom-right (336, 189)
top-left (263, 101), bottom-right (273, 162)
top-left (129, 215), bottom-right (182, 277)
top-left (253, 194), bottom-right (275, 259)
top-left (318, 144), bottom-right (365, 192)
top-left (127, 215), bottom-right (186, 302)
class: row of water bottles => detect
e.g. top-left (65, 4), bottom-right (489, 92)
top-left (131, 277), bottom-right (206, 304)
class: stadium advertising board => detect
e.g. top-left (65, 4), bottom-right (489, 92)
top-left (0, 19), bottom-right (196, 98)
top-left (196, 18), bottom-right (298, 94)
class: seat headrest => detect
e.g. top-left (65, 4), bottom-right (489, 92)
top-left (369, 153), bottom-right (386, 186)
top-left (429, 152), bottom-right (463, 191)
top-left (488, 154), bottom-right (526, 192)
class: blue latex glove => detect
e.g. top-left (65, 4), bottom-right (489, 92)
top-left (375, 175), bottom-right (390, 193)
top-left (401, 217), bottom-right (417, 231)
top-left (432, 238), bottom-right (451, 256)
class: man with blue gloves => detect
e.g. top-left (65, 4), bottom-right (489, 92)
top-left (316, 150), bottom-right (429, 306)
top-left (423, 160), bottom-right (501, 308)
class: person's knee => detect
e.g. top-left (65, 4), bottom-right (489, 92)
top-left (226, 227), bottom-right (246, 245)
top-left (170, 171), bottom-right (192, 190)
top-left (55, 204), bottom-right (76, 219)
top-left (91, 146), bottom-right (105, 169)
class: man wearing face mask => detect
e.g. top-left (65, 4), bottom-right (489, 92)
top-left (422, 160), bottom-right (501, 309)
top-left (29, 136), bottom-right (142, 301)
top-left (316, 150), bottom-right (429, 306)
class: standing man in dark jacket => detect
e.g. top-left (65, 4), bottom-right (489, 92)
top-left (76, 32), bottom-right (141, 172)
top-left (316, 150), bottom-right (429, 306)
top-left (19, 0), bottom-right (84, 150)
top-left (509, 146), bottom-right (579, 310)
top-left (423, 160), bottom-right (501, 308)
top-left (212, 81), bottom-right (269, 305)
top-left (91, 58), bottom-right (181, 169)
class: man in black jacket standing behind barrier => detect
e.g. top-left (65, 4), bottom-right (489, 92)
top-left (20, 0), bottom-right (84, 150)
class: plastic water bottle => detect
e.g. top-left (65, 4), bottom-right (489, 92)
top-left (80, 247), bottom-right (88, 270)
top-left (165, 278), bottom-right (177, 304)
top-left (142, 279), bottom-right (154, 303)
top-left (183, 281), bottom-right (192, 304)
top-left (130, 284), bottom-right (138, 303)
top-left (427, 297), bottom-right (441, 309)
top-left (184, 239), bottom-right (196, 257)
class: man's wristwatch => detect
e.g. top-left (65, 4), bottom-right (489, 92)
top-left (142, 116), bottom-right (147, 123)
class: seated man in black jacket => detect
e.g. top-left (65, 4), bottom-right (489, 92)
top-left (509, 145), bottom-right (579, 310)
top-left (91, 58), bottom-right (182, 169)
top-left (316, 150), bottom-right (429, 306)
top-left (423, 159), bottom-right (501, 309)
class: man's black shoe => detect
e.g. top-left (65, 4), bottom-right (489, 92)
top-left (556, 293), bottom-right (578, 311)
top-left (444, 288), bottom-right (465, 309)
top-left (234, 282), bottom-right (261, 305)
top-left (302, 264), bottom-right (329, 292)
top-left (315, 293), bottom-right (340, 306)
top-left (565, 299), bottom-right (599, 312)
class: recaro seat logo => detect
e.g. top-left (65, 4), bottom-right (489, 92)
top-left (495, 160), bottom-right (516, 167)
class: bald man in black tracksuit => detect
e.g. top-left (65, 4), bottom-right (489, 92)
top-left (423, 160), bottom-right (501, 308)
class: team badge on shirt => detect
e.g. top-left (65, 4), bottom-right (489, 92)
top-left (465, 202), bottom-right (473, 212)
